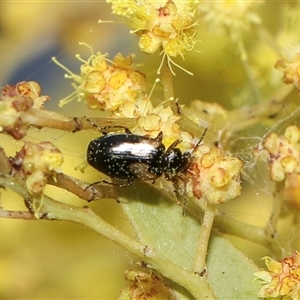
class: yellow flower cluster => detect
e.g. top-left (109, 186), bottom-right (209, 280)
top-left (262, 125), bottom-right (300, 182)
top-left (54, 45), bottom-right (193, 144)
top-left (255, 251), bottom-right (300, 300)
top-left (275, 45), bottom-right (300, 91)
top-left (0, 81), bottom-right (49, 139)
top-left (107, 0), bottom-right (199, 58)
top-left (136, 104), bottom-right (194, 149)
top-left (187, 144), bottom-right (243, 204)
top-left (12, 141), bottom-right (63, 194)
top-left (198, 0), bottom-right (262, 42)
top-left (53, 51), bottom-right (147, 116)
top-left (119, 269), bottom-right (176, 300)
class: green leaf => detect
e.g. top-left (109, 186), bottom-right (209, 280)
top-left (118, 182), bottom-right (261, 300)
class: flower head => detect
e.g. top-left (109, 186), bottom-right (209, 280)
top-left (274, 6), bottom-right (300, 91)
top-left (11, 141), bottom-right (63, 194)
top-left (255, 251), bottom-right (300, 300)
top-left (53, 44), bottom-right (194, 148)
top-left (0, 81), bottom-right (49, 139)
top-left (119, 269), bottom-right (176, 300)
top-left (53, 48), bottom-right (147, 115)
top-left (262, 125), bottom-right (300, 182)
top-left (275, 44), bottom-right (300, 91)
top-left (187, 144), bottom-right (243, 204)
top-left (198, 0), bottom-right (262, 42)
top-left (107, 0), bottom-right (199, 58)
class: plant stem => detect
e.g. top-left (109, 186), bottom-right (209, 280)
top-left (161, 55), bottom-right (174, 102)
top-left (0, 175), bottom-right (216, 300)
top-left (49, 201), bottom-right (216, 299)
top-left (21, 109), bottom-right (136, 132)
top-left (265, 180), bottom-right (285, 238)
top-left (237, 35), bottom-right (261, 104)
top-left (214, 213), bottom-right (280, 254)
top-left (47, 172), bottom-right (115, 201)
top-left (0, 147), bottom-right (12, 174)
top-left (194, 201), bottom-right (216, 274)
top-left (161, 54), bottom-right (180, 113)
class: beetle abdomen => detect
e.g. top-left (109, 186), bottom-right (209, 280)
top-left (87, 133), bottom-right (165, 180)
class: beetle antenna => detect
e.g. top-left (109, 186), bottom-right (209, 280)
top-left (191, 127), bottom-right (208, 155)
top-left (182, 127), bottom-right (207, 216)
top-left (182, 177), bottom-right (188, 216)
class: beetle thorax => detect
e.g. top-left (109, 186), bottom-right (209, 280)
top-left (163, 149), bottom-right (191, 180)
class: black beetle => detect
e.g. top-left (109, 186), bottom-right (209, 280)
top-left (86, 128), bottom-right (206, 186)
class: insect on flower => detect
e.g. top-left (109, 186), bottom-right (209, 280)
top-left (86, 120), bottom-right (207, 188)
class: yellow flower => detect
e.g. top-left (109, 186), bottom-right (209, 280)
top-left (187, 144), bottom-right (243, 204)
top-left (107, 0), bottom-right (199, 58)
top-left (198, 0), bottom-right (262, 42)
top-left (275, 45), bottom-right (300, 91)
top-left (134, 101), bottom-right (194, 152)
top-left (262, 125), bottom-right (300, 182)
top-left (11, 141), bottom-right (63, 194)
top-left (277, 5), bottom-right (300, 50)
top-left (274, 6), bottom-right (300, 91)
top-left (119, 269), bottom-right (176, 300)
top-left (0, 81), bottom-right (49, 140)
top-left (53, 48), bottom-right (147, 113)
top-left (255, 252), bottom-right (300, 300)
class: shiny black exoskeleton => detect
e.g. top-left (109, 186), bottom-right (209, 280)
top-left (87, 130), bottom-right (191, 186)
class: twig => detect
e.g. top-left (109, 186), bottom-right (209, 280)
top-left (0, 147), bottom-right (12, 175)
top-left (194, 201), bottom-right (216, 274)
top-left (21, 108), bottom-right (137, 133)
top-left (0, 209), bottom-right (37, 220)
top-left (265, 181), bottom-right (285, 238)
top-left (214, 212), bottom-right (280, 254)
top-left (48, 172), bottom-right (115, 202)
top-left (0, 175), bottom-right (216, 299)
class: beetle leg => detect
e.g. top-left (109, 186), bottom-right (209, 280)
top-left (171, 175), bottom-right (188, 216)
top-left (154, 131), bottom-right (163, 142)
top-left (98, 125), bottom-right (132, 134)
top-left (166, 139), bottom-right (181, 153)
top-left (116, 178), bottom-right (134, 187)
top-left (84, 178), bottom-right (134, 190)
top-left (129, 162), bottom-right (161, 182)
top-left (84, 116), bottom-right (132, 134)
